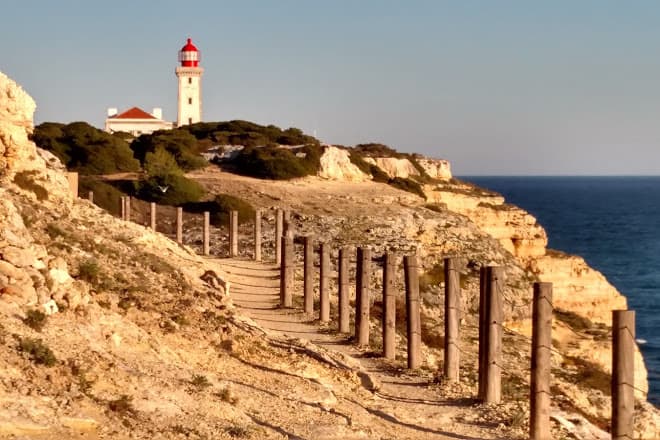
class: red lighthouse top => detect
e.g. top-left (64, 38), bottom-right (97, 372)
top-left (178, 38), bottom-right (200, 67)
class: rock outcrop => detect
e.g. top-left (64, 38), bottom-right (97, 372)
top-left (364, 156), bottom-right (420, 178)
top-left (417, 157), bottom-right (452, 180)
top-left (317, 146), bottom-right (369, 182)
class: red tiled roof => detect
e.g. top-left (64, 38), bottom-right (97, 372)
top-left (111, 107), bottom-right (156, 120)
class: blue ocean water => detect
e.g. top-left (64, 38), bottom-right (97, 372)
top-left (464, 176), bottom-right (660, 405)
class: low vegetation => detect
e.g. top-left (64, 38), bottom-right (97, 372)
top-left (17, 337), bottom-right (57, 366)
top-left (23, 309), bottom-right (47, 332)
top-left (32, 122), bottom-right (140, 175)
top-left (184, 120), bottom-right (319, 148)
top-left (229, 144), bottom-right (323, 180)
top-left (184, 194), bottom-right (255, 226)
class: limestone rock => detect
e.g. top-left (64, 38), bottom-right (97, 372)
top-left (417, 157), bottom-right (452, 180)
top-left (318, 146), bottom-right (369, 182)
top-left (364, 157), bottom-right (420, 178)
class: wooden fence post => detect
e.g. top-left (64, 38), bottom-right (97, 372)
top-left (119, 196), bottom-right (126, 220)
top-left (530, 282), bottom-right (553, 440)
top-left (478, 266), bottom-right (487, 399)
top-left (444, 257), bottom-right (460, 381)
top-left (404, 255), bottom-right (421, 369)
top-left (276, 209), bottom-right (283, 265)
top-left (382, 252), bottom-right (396, 360)
top-left (279, 234), bottom-right (294, 308)
top-left (125, 196), bottom-right (131, 222)
top-left (303, 236), bottom-right (314, 314)
top-left (230, 210), bottom-right (238, 257)
top-left (66, 172), bottom-right (78, 198)
top-left (203, 211), bottom-right (210, 256)
top-left (254, 209), bottom-right (261, 262)
top-left (176, 207), bottom-right (183, 244)
top-left (355, 247), bottom-right (371, 346)
top-left (320, 242), bottom-right (331, 323)
top-left (87, 191), bottom-right (93, 203)
top-left (612, 310), bottom-right (635, 440)
top-left (484, 266), bottom-right (504, 404)
top-left (338, 247), bottom-right (350, 333)
top-left (150, 202), bottom-right (156, 230)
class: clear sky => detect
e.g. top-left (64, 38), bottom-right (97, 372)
top-left (2, 1), bottom-right (660, 175)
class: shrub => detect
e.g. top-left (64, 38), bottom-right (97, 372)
top-left (108, 395), bottom-right (136, 415)
top-left (144, 148), bottom-right (182, 177)
top-left (185, 120), bottom-right (319, 147)
top-left (32, 121), bottom-right (140, 175)
top-left (18, 337), bottom-right (57, 366)
top-left (136, 174), bottom-right (205, 206)
top-left (131, 129), bottom-right (207, 171)
top-left (217, 387), bottom-right (239, 404)
top-left (78, 259), bottom-right (100, 283)
top-left (23, 309), bottom-right (47, 332)
top-left (190, 374), bottom-right (211, 389)
top-left (183, 194), bottom-right (255, 226)
top-left (230, 144), bottom-right (322, 180)
top-left (387, 177), bottom-right (426, 199)
top-left (424, 203), bottom-right (446, 213)
top-left (79, 178), bottom-right (126, 214)
top-left (354, 143), bottom-right (402, 158)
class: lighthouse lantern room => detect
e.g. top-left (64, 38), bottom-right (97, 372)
top-left (176, 38), bottom-right (204, 127)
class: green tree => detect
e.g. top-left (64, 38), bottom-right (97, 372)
top-left (144, 148), bottom-right (182, 177)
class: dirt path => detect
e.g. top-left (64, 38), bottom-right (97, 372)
top-left (221, 257), bottom-right (510, 440)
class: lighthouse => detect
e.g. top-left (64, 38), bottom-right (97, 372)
top-left (176, 38), bottom-right (204, 127)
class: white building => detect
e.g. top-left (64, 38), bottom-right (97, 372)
top-left (104, 107), bottom-right (174, 137)
top-left (103, 38), bottom-right (204, 135)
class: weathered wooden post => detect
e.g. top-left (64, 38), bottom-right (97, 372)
top-left (355, 247), bottom-right (372, 346)
top-left (87, 191), bottom-right (94, 203)
top-left (478, 266), bottom-right (488, 399)
top-left (66, 172), bottom-right (78, 198)
top-left (484, 266), bottom-right (504, 404)
top-left (150, 202), bottom-right (156, 230)
top-left (125, 196), bottom-right (131, 222)
top-left (444, 257), bottom-right (460, 382)
top-left (338, 247), bottom-right (350, 333)
top-left (320, 242), bottom-right (331, 323)
top-left (279, 234), bottom-right (294, 307)
top-left (530, 282), bottom-right (553, 440)
top-left (404, 255), bottom-right (422, 369)
top-left (176, 207), bottom-right (183, 244)
top-left (303, 236), bottom-right (314, 314)
top-left (230, 210), bottom-right (238, 257)
top-left (119, 196), bottom-right (126, 220)
top-left (203, 211), bottom-right (210, 256)
top-left (382, 252), bottom-right (396, 360)
top-left (254, 209), bottom-right (262, 262)
top-left (612, 310), bottom-right (635, 440)
top-left (275, 209), bottom-right (283, 265)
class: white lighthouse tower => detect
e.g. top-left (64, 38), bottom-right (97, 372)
top-left (176, 38), bottom-right (204, 127)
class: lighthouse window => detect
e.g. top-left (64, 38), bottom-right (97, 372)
top-left (188, 118), bottom-right (192, 125)
top-left (188, 78), bottom-right (192, 84)
top-left (188, 98), bottom-right (192, 104)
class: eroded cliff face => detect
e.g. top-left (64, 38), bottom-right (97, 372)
top-left (364, 156), bottom-right (420, 178)
top-left (417, 157), bottom-right (452, 180)
top-left (424, 181), bottom-right (547, 259)
top-left (424, 178), bottom-right (650, 400)
top-left (317, 146), bottom-right (369, 182)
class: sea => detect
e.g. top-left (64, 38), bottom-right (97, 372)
top-left (464, 176), bottom-right (660, 406)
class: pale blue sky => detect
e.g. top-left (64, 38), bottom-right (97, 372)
top-left (3, 1), bottom-right (660, 175)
